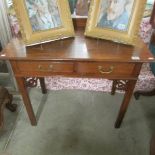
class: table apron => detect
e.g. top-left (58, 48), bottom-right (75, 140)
top-left (10, 60), bottom-right (141, 80)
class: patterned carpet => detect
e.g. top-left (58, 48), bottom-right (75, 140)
top-left (41, 63), bottom-right (155, 93)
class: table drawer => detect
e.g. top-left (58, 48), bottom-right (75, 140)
top-left (77, 62), bottom-right (135, 77)
top-left (15, 61), bottom-right (74, 74)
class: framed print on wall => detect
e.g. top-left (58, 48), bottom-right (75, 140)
top-left (85, 0), bottom-right (147, 45)
top-left (13, 0), bottom-right (75, 46)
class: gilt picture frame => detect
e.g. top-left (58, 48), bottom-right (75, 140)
top-left (85, 0), bottom-right (147, 45)
top-left (13, 0), bottom-right (75, 46)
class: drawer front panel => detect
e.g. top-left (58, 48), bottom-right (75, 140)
top-left (77, 62), bottom-right (135, 77)
top-left (13, 61), bottom-right (137, 78)
top-left (15, 61), bottom-right (74, 74)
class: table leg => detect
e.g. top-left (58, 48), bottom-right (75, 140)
top-left (39, 77), bottom-right (47, 94)
top-left (115, 80), bottom-right (137, 128)
top-left (111, 80), bottom-right (117, 95)
top-left (16, 77), bottom-right (37, 125)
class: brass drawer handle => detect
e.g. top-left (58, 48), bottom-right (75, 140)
top-left (98, 66), bottom-right (114, 74)
top-left (38, 65), bottom-right (53, 71)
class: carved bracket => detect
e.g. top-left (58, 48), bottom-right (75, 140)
top-left (25, 77), bottom-right (38, 88)
top-left (111, 80), bottom-right (129, 95)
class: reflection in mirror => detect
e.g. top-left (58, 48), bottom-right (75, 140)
top-left (97, 0), bottom-right (134, 31)
top-left (25, 0), bottom-right (62, 32)
top-left (68, 0), bottom-right (90, 17)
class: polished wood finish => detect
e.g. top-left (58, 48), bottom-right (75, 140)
top-left (15, 77), bottom-right (37, 125)
top-left (0, 28), bottom-right (154, 128)
top-left (77, 62), bottom-right (135, 78)
top-left (14, 60), bottom-right (75, 76)
top-left (111, 80), bottom-right (117, 95)
top-left (115, 80), bottom-right (137, 128)
top-left (115, 64), bottom-right (142, 128)
top-left (1, 31), bottom-right (153, 62)
top-left (39, 78), bottom-right (47, 94)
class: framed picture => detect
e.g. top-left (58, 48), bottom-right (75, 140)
top-left (85, 0), bottom-right (147, 45)
top-left (13, 0), bottom-right (75, 46)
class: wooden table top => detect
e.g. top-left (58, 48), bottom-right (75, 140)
top-left (0, 29), bottom-right (154, 63)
